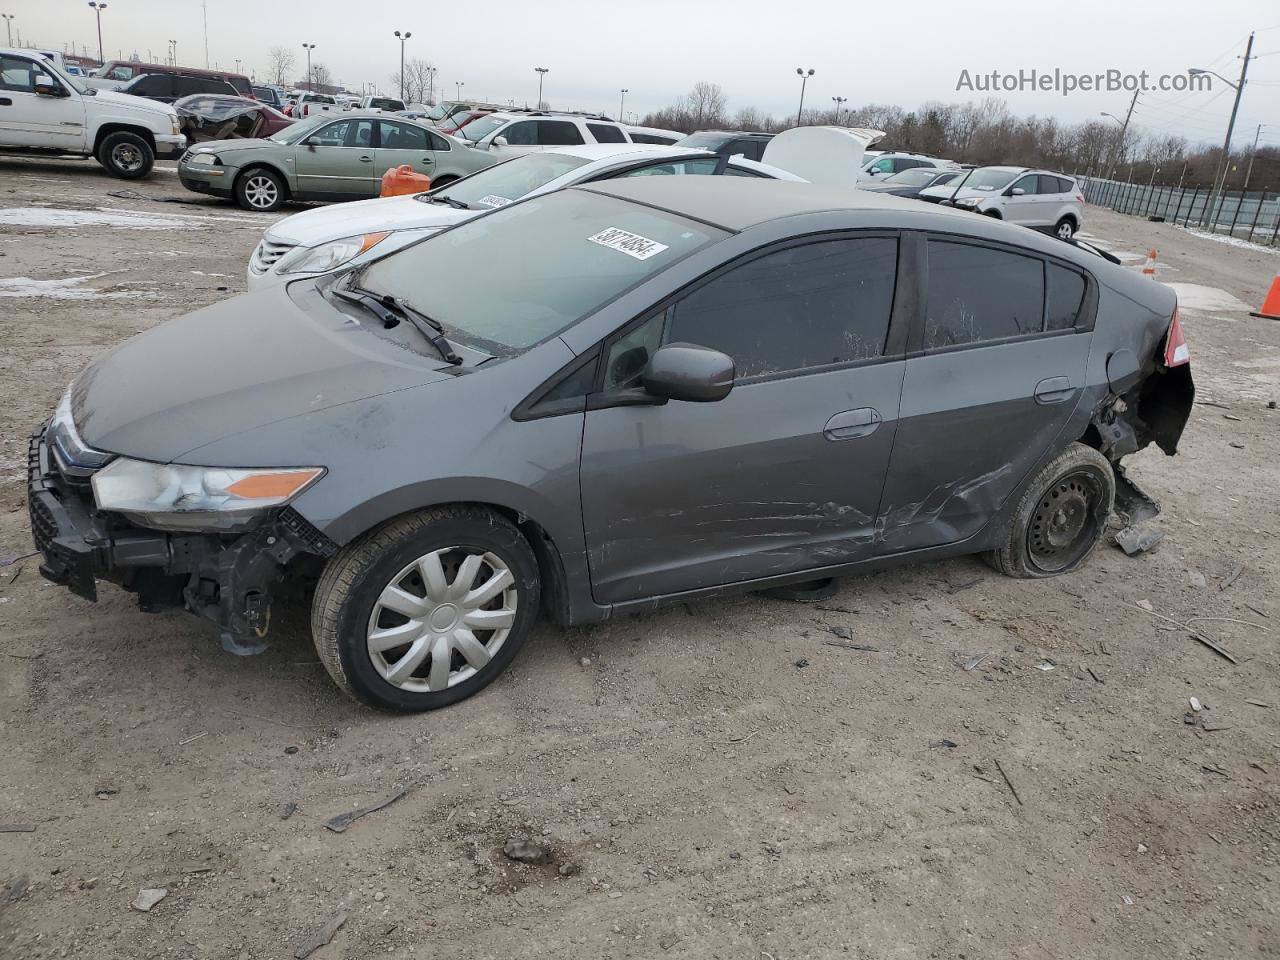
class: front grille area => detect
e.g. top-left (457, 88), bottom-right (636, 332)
top-left (27, 428), bottom-right (99, 601)
top-left (250, 238), bottom-right (296, 274)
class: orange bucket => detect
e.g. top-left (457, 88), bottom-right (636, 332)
top-left (380, 164), bottom-right (431, 198)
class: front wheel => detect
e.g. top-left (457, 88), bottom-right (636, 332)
top-left (97, 132), bottom-right (154, 179)
top-left (986, 443), bottom-right (1115, 578)
top-left (311, 506), bottom-right (540, 711)
top-left (234, 167), bottom-right (286, 211)
top-left (1055, 217), bottom-right (1077, 240)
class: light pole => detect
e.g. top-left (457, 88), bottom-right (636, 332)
top-left (427, 65), bottom-right (436, 104)
top-left (302, 42), bottom-right (316, 91)
top-left (795, 67), bottom-right (815, 127)
top-left (619, 88), bottom-right (628, 121)
top-left (456, 80), bottom-right (464, 100)
top-left (534, 66), bottom-right (548, 108)
top-left (1100, 88), bottom-right (1138, 180)
top-left (1190, 32), bottom-right (1255, 227)
top-left (87, 2), bottom-right (107, 66)
top-left (831, 95), bottom-right (846, 125)
top-left (393, 30), bottom-right (411, 102)
top-left (168, 39), bottom-right (176, 66)
top-left (1, 14), bottom-right (13, 47)
top-left (234, 58), bottom-right (241, 74)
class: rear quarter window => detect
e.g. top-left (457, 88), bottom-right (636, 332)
top-left (587, 123), bottom-right (627, 144)
top-left (1046, 263), bottom-right (1086, 331)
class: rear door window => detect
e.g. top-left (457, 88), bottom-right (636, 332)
top-left (925, 241), bottom-right (1045, 348)
top-left (378, 119), bottom-right (429, 149)
top-left (133, 75), bottom-right (175, 97)
top-left (587, 123), bottom-right (627, 144)
top-left (666, 237), bottom-right (899, 379)
top-left (502, 120), bottom-right (539, 145)
top-left (539, 120), bottom-right (585, 145)
top-left (1046, 263), bottom-right (1086, 331)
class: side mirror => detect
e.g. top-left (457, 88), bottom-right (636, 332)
top-left (493, 136), bottom-right (508, 147)
top-left (34, 77), bottom-right (67, 97)
top-left (1008, 187), bottom-right (1026, 196)
top-left (303, 136), bottom-right (318, 148)
top-left (642, 343), bottom-right (735, 403)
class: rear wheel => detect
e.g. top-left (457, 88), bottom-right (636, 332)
top-left (987, 443), bottom-right (1114, 578)
top-left (235, 167), bottom-right (286, 211)
top-left (312, 506), bottom-right (540, 711)
top-left (427, 174), bottom-right (457, 189)
top-left (1055, 217), bottom-right (1077, 240)
top-left (97, 132), bottom-right (154, 179)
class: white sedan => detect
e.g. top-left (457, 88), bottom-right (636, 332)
top-left (246, 144), bottom-right (804, 290)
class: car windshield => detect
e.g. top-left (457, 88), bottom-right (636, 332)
top-left (884, 168), bottom-right (940, 186)
top-left (421, 153), bottom-right (591, 209)
top-left (270, 115), bottom-right (329, 144)
top-left (458, 115), bottom-right (506, 142)
top-left (959, 168), bottom-right (1019, 191)
top-left (360, 189), bottom-right (726, 353)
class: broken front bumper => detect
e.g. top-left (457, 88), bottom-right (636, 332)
top-left (27, 426), bottom-right (335, 639)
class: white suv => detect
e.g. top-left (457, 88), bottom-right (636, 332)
top-left (0, 47), bottom-right (185, 178)
top-left (919, 166), bottom-right (1085, 240)
top-left (452, 111), bottom-right (633, 158)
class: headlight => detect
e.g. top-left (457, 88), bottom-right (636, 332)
top-left (92, 458), bottom-right (324, 532)
top-left (189, 152), bottom-right (220, 166)
top-left (275, 232), bottom-right (389, 275)
top-left (171, 117), bottom-right (182, 136)
top-left (954, 197), bottom-right (982, 208)
top-left (49, 385), bottom-right (112, 475)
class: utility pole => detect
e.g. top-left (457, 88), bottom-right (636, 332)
top-left (618, 88), bottom-right (627, 121)
top-left (1193, 32), bottom-right (1255, 226)
top-left (394, 30), bottom-right (411, 102)
top-left (87, 2), bottom-right (107, 66)
top-left (1104, 89), bottom-right (1138, 181)
top-left (1241, 123), bottom-right (1264, 191)
top-left (795, 67), bottom-right (815, 127)
top-left (534, 66), bottom-right (548, 109)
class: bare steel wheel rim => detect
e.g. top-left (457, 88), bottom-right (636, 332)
top-left (111, 142), bottom-right (144, 173)
top-left (1027, 470), bottom-right (1103, 573)
top-left (244, 175), bottom-right (279, 209)
top-left (366, 546), bottom-right (517, 693)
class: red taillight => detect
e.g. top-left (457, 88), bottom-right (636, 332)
top-left (1075, 194), bottom-right (1084, 203)
top-left (1164, 305), bottom-right (1189, 367)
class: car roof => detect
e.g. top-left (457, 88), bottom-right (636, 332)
top-left (543, 143), bottom-right (693, 162)
top-left (684, 129), bottom-right (773, 139)
top-left (577, 176), bottom-right (978, 231)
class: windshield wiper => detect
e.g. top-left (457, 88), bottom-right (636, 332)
top-left (424, 194), bottom-right (469, 210)
top-left (332, 285), bottom-right (462, 365)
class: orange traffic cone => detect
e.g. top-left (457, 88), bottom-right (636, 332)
top-left (1141, 249), bottom-right (1158, 277)
top-left (1251, 268), bottom-right (1280, 321)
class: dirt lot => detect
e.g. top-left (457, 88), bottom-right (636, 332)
top-left (0, 156), bottom-right (1277, 960)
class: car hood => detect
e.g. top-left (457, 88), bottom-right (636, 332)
top-left (187, 137), bottom-right (281, 158)
top-left (91, 87), bottom-right (177, 120)
top-left (919, 183), bottom-right (997, 202)
top-left (73, 282), bottom-right (454, 464)
top-left (266, 194), bottom-right (471, 247)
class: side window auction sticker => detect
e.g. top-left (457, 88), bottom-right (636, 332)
top-left (587, 227), bottom-right (669, 261)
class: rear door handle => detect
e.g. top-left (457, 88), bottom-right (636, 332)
top-left (823, 407), bottom-right (881, 441)
top-left (421, 156), bottom-right (434, 164)
top-left (1034, 376), bottom-right (1074, 404)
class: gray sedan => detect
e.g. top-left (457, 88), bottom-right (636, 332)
top-left (30, 179), bottom-right (1193, 711)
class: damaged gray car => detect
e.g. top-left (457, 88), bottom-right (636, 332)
top-left (29, 178), bottom-right (1193, 711)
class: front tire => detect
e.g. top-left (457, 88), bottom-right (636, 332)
top-left (987, 443), bottom-right (1114, 578)
top-left (234, 167), bottom-right (286, 211)
top-left (97, 132), bottom-right (154, 179)
top-left (311, 506), bottom-right (540, 712)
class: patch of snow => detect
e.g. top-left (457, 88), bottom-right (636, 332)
top-left (1160, 282), bottom-right (1250, 314)
top-left (1180, 226), bottom-right (1280, 256)
top-left (190, 270), bottom-right (228, 277)
top-left (0, 273), bottom-right (136, 300)
top-left (0, 208), bottom-right (201, 230)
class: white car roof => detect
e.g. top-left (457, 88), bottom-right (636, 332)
top-left (538, 144), bottom-right (805, 181)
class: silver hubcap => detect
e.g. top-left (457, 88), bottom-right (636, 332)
top-left (111, 142), bottom-right (143, 173)
top-left (1057, 222), bottom-right (1073, 239)
top-left (366, 547), bottom-right (517, 693)
top-left (244, 175), bottom-right (279, 209)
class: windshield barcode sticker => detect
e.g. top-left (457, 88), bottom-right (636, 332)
top-left (477, 194), bottom-right (512, 208)
top-left (588, 227), bottom-right (669, 261)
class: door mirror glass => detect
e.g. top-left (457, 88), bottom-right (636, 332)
top-left (642, 343), bottom-right (734, 403)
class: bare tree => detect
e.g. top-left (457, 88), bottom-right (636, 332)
top-left (267, 46), bottom-right (295, 88)
top-left (309, 62), bottom-right (333, 92)
top-left (686, 81), bottom-right (727, 129)
top-left (390, 57), bottom-right (436, 104)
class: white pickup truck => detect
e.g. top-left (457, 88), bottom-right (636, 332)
top-left (0, 47), bottom-right (186, 179)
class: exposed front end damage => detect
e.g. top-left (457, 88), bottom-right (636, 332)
top-left (28, 426), bottom-right (336, 653)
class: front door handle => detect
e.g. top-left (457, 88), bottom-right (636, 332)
top-left (358, 155), bottom-right (372, 162)
top-left (1034, 376), bottom-right (1073, 405)
top-left (421, 156), bottom-right (434, 164)
top-left (824, 407), bottom-right (881, 441)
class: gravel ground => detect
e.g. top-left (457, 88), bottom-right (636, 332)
top-left (0, 156), bottom-right (1277, 960)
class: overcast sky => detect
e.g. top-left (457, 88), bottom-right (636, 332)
top-left (13, 0), bottom-right (1280, 147)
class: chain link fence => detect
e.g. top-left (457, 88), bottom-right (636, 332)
top-left (1076, 176), bottom-right (1280, 248)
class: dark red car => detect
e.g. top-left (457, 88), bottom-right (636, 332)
top-left (174, 95), bottom-right (294, 143)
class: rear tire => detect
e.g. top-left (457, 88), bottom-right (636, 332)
top-left (234, 167), bottom-right (286, 211)
top-left (97, 132), bottom-right (154, 179)
top-left (1055, 217), bottom-right (1077, 240)
top-left (427, 175), bottom-right (457, 190)
top-left (987, 443), bottom-right (1114, 579)
top-left (311, 506), bottom-right (540, 712)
